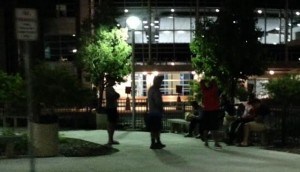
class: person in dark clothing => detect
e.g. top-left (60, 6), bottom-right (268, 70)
top-left (147, 75), bottom-right (166, 149)
top-left (105, 77), bottom-right (120, 146)
top-left (184, 101), bottom-right (204, 139)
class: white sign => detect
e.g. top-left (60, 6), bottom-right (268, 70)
top-left (15, 8), bottom-right (38, 41)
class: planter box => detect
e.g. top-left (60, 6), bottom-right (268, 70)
top-left (30, 122), bottom-right (59, 157)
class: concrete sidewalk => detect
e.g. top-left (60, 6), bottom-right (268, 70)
top-left (1, 130), bottom-right (300, 172)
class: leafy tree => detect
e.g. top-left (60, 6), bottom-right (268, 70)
top-left (76, 27), bottom-right (132, 110)
top-left (190, 0), bottom-right (267, 102)
top-left (0, 71), bottom-right (25, 110)
top-left (31, 64), bottom-right (93, 122)
top-left (264, 75), bottom-right (300, 145)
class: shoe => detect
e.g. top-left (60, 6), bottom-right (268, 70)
top-left (157, 143), bottom-right (166, 148)
top-left (108, 140), bottom-right (120, 145)
top-left (184, 133), bottom-right (193, 137)
top-left (237, 143), bottom-right (248, 147)
top-left (150, 143), bottom-right (161, 149)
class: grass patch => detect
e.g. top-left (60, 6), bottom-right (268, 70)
top-left (59, 137), bottom-right (119, 157)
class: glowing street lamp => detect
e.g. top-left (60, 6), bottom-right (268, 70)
top-left (126, 16), bottom-right (141, 129)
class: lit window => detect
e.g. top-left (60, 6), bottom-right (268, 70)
top-left (56, 4), bottom-right (67, 17)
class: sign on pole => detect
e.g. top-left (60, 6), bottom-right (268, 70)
top-left (15, 8), bottom-right (38, 41)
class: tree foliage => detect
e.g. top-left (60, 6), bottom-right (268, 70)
top-left (264, 75), bottom-right (300, 107)
top-left (32, 64), bottom-right (93, 108)
top-left (0, 70), bottom-right (25, 108)
top-left (190, 0), bottom-right (267, 101)
top-left (76, 27), bottom-right (132, 109)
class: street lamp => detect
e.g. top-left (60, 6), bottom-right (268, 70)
top-left (126, 16), bottom-right (141, 129)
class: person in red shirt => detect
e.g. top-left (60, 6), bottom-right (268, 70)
top-left (200, 78), bottom-right (222, 148)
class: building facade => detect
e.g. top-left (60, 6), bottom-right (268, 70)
top-left (1, 0), bottom-right (300, 99)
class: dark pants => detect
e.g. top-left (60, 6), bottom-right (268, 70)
top-left (188, 118), bottom-right (204, 135)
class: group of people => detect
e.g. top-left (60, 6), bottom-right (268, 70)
top-left (102, 75), bottom-right (270, 149)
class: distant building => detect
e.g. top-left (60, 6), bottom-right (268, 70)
top-left (1, 0), bottom-right (300, 98)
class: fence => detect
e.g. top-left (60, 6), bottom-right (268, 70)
top-left (1, 100), bottom-right (300, 146)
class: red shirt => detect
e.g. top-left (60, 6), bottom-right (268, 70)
top-left (201, 81), bottom-right (220, 111)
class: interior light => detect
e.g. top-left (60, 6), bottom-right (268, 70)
top-left (275, 27), bottom-right (280, 30)
top-left (257, 10), bottom-right (263, 14)
top-left (154, 25), bottom-right (159, 29)
top-left (171, 62), bottom-right (175, 66)
top-left (297, 23), bottom-right (300, 27)
top-left (296, 11), bottom-right (300, 16)
top-left (72, 49), bottom-right (77, 53)
top-left (72, 34), bottom-right (76, 37)
top-left (171, 9), bottom-right (175, 12)
top-left (215, 9), bottom-right (220, 13)
top-left (143, 20), bottom-right (148, 24)
top-left (124, 9), bottom-right (128, 13)
top-left (269, 70), bottom-right (275, 75)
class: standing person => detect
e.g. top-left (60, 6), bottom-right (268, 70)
top-left (200, 78), bottom-right (222, 148)
top-left (105, 77), bottom-right (120, 145)
top-left (147, 75), bottom-right (166, 149)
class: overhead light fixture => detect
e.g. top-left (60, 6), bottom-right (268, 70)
top-left (257, 9), bottom-right (263, 14)
top-left (215, 9), bottom-right (220, 13)
top-left (124, 9), bottom-right (128, 13)
top-left (143, 20), bottom-right (148, 24)
top-left (269, 70), bottom-right (275, 75)
top-left (171, 9), bottom-right (175, 12)
top-left (296, 11), bottom-right (300, 16)
top-left (275, 27), bottom-right (280, 30)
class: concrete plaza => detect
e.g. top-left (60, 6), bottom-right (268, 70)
top-left (0, 130), bottom-right (300, 172)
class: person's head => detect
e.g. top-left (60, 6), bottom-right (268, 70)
top-left (106, 76), bottom-right (116, 87)
top-left (153, 75), bottom-right (164, 87)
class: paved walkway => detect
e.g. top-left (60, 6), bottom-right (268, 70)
top-left (1, 130), bottom-right (300, 172)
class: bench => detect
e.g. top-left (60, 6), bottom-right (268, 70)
top-left (0, 136), bottom-right (22, 158)
top-left (167, 118), bottom-right (190, 133)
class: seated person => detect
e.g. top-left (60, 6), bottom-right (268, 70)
top-left (226, 94), bottom-right (257, 145)
top-left (184, 101), bottom-right (204, 139)
top-left (239, 99), bottom-right (271, 146)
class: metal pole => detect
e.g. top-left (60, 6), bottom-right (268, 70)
top-left (131, 29), bottom-right (136, 129)
top-left (23, 41), bottom-right (35, 172)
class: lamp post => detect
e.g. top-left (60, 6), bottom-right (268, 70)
top-left (126, 16), bottom-right (141, 129)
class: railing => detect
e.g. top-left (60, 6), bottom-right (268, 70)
top-left (1, 100), bottom-right (300, 145)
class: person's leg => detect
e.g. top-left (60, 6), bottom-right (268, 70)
top-left (107, 109), bottom-right (119, 145)
top-left (185, 119), bottom-right (196, 137)
top-left (240, 123), bottom-right (250, 146)
top-left (212, 111), bottom-right (222, 148)
top-left (196, 119), bottom-right (204, 140)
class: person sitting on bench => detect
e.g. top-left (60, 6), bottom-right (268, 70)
top-left (184, 101), bottom-right (204, 139)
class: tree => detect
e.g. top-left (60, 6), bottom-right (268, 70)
top-left (0, 70), bottom-right (25, 110)
top-left (31, 64), bottom-right (93, 122)
top-left (264, 75), bottom-right (300, 145)
top-left (190, 0), bottom-right (267, 101)
top-left (76, 27), bottom-right (132, 110)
